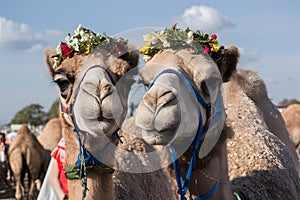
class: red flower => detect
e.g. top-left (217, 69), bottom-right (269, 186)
top-left (172, 23), bottom-right (177, 29)
top-left (211, 34), bottom-right (217, 39)
top-left (60, 43), bottom-right (71, 57)
top-left (204, 46), bottom-right (211, 54)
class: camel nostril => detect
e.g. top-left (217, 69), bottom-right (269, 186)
top-left (157, 90), bottom-right (176, 106)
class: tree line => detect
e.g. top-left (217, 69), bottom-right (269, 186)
top-left (10, 99), bottom-right (59, 126)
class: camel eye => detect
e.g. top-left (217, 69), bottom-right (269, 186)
top-left (55, 79), bottom-right (70, 92)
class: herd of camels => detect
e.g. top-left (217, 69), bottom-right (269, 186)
top-left (6, 26), bottom-right (300, 200)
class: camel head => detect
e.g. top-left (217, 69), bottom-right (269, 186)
top-left (45, 26), bottom-right (139, 160)
top-left (136, 27), bottom-right (239, 158)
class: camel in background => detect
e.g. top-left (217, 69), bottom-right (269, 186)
top-left (282, 104), bottom-right (300, 157)
top-left (8, 124), bottom-right (50, 200)
top-left (37, 118), bottom-right (62, 151)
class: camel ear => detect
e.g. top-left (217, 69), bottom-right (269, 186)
top-left (45, 49), bottom-right (57, 79)
top-left (109, 45), bottom-right (139, 77)
top-left (218, 45), bottom-right (239, 82)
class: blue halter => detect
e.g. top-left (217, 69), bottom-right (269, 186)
top-left (148, 69), bottom-right (220, 200)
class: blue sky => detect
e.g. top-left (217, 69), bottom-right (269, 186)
top-left (0, 0), bottom-right (300, 125)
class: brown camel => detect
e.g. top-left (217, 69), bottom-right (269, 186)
top-left (8, 124), bottom-right (50, 200)
top-left (45, 26), bottom-right (175, 199)
top-left (224, 69), bottom-right (300, 199)
top-left (37, 118), bottom-right (62, 151)
top-left (282, 104), bottom-right (300, 156)
top-left (135, 46), bottom-right (300, 199)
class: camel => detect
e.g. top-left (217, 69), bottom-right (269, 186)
top-left (37, 118), bottom-right (62, 151)
top-left (281, 104), bottom-right (300, 156)
top-left (135, 46), bottom-right (300, 199)
top-left (223, 69), bottom-right (300, 199)
top-left (8, 124), bottom-right (50, 200)
top-left (45, 26), bottom-right (174, 199)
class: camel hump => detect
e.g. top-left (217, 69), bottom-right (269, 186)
top-left (17, 124), bottom-right (31, 135)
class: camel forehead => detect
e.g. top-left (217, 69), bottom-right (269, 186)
top-left (140, 49), bottom-right (221, 84)
top-left (54, 55), bottom-right (86, 76)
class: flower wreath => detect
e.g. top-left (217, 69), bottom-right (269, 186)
top-left (139, 24), bottom-right (225, 62)
top-left (52, 24), bottom-right (129, 69)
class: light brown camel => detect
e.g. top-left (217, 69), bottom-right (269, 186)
top-left (8, 124), bottom-right (50, 200)
top-left (224, 69), bottom-right (300, 199)
top-left (136, 47), bottom-right (239, 199)
top-left (37, 118), bottom-right (62, 151)
top-left (135, 47), bottom-right (300, 199)
top-left (45, 27), bottom-right (175, 199)
top-left (45, 48), bottom-right (137, 199)
top-left (281, 104), bottom-right (300, 156)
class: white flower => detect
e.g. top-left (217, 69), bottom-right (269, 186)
top-left (186, 31), bottom-right (194, 45)
top-left (79, 29), bottom-right (85, 37)
top-left (163, 40), bottom-right (170, 48)
top-left (74, 24), bottom-right (82, 35)
top-left (56, 43), bottom-right (62, 54)
top-left (81, 32), bottom-right (90, 42)
top-left (151, 36), bottom-right (159, 44)
top-left (143, 55), bottom-right (151, 62)
top-left (71, 38), bottom-right (79, 51)
top-left (187, 31), bottom-right (194, 39)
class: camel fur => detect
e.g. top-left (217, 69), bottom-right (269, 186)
top-left (224, 69), bottom-right (300, 199)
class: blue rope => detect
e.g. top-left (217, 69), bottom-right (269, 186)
top-left (194, 180), bottom-right (220, 200)
top-left (149, 68), bottom-right (220, 200)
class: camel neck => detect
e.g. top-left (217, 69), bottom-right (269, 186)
top-left (185, 140), bottom-right (235, 200)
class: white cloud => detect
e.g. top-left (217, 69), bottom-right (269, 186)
top-left (180, 5), bottom-right (236, 32)
top-left (0, 17), bottom-right (45, 52)
top-left (238, 47), bottom-right (260, 64)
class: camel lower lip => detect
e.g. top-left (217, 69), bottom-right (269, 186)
top-left (141, 129), bottom-right (174, 145)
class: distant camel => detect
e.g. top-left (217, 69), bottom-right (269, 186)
top-left (282, 104), bottom-right (300, 156)
top-left (8, 125), bottom-right (50, 200)
top-left (37, 118), bottom-right (62, 151)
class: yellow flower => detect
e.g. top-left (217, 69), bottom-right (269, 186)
top-left (211, 44), bottom-right (221, 52)
top-left (140, 44), bottom-right (150, 54)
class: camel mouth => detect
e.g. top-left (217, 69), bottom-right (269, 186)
top-left (141, 128), bottom-right (178, 145)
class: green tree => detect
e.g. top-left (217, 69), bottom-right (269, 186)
top-left (279, 98), bottom-right (300, 105)
top-left (10, 103), bottom-right (47, 126)
top-left (46, 99), bottom-right (59, 122)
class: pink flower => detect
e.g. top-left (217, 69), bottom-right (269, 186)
top-left (204, 46), bottom-right (211, 54)
top-left (112, 44), bottom-right (119, 52)
top-left (211, 34), bottom-right (217, 39)
top-left (60, 43), bottom-right (71, 57)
